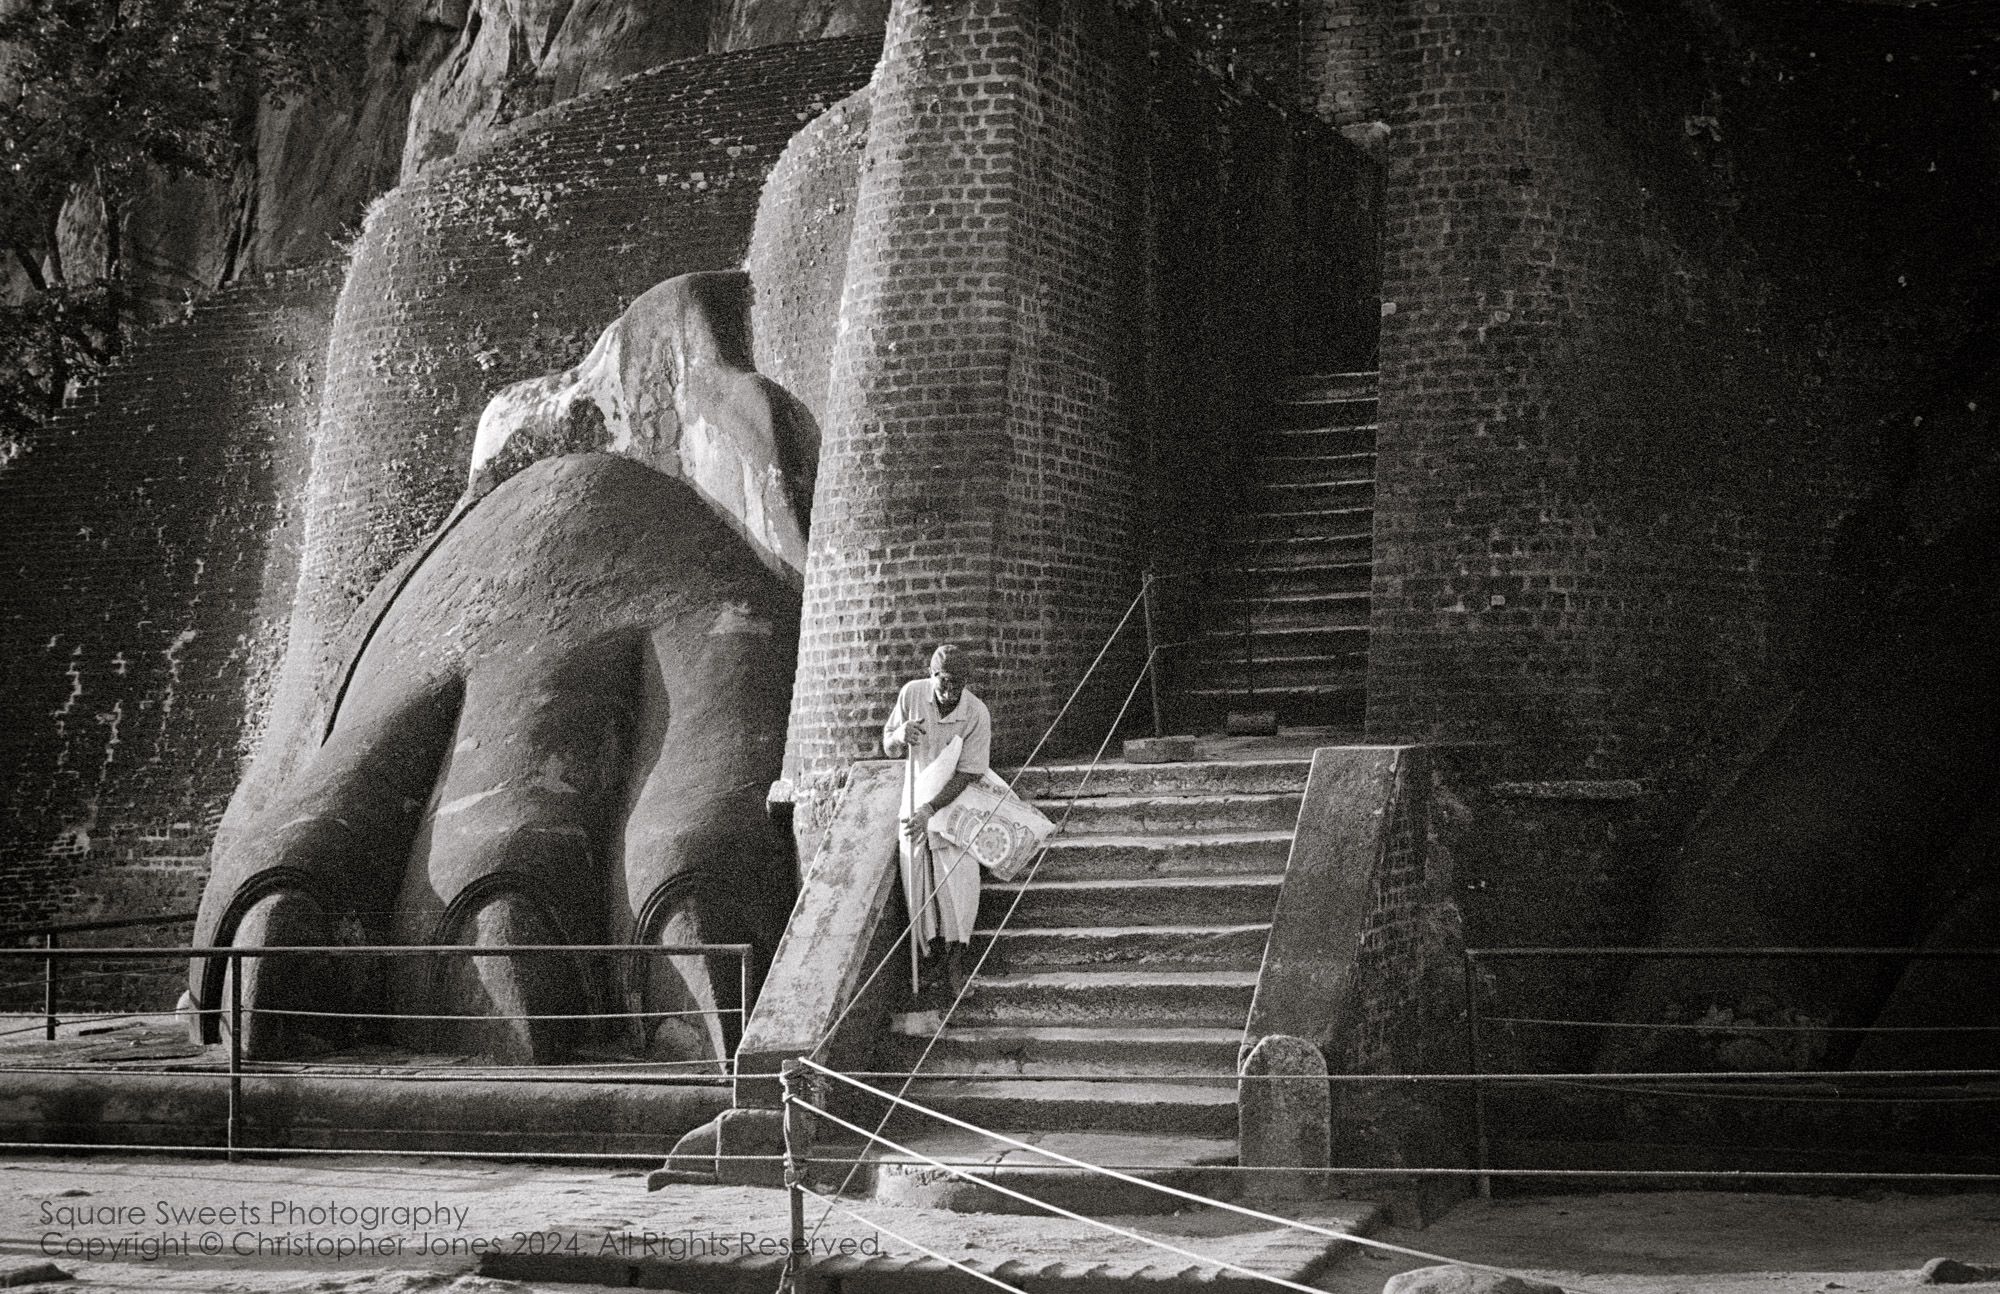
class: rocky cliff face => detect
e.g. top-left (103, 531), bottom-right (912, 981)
top-left (53, 0), bottom-right (887, 319)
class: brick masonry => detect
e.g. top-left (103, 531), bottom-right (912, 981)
top-left (780, 0), bottom-right (1364, 845)
top-left (1360, 0), bottom-right (2000, 1043)
top-left (0, 267), bottom-right (339, 985)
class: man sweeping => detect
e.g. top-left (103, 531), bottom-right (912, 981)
top-left (882, 644), bottom-right (991, 1004)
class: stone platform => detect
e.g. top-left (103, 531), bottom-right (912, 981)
top-left (0, 1014), bottom-right (727, 1156)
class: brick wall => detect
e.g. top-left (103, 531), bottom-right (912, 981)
top-left (0, 267), bottom-right (339, 976)
top-left (229, 38), bottom-right (881, 846)
top-left (1363, 0), bottom-right (2000, 1048)
top-left (779, 0), bottom-right (1358, 841)
top-left (745, 86), bottom-right (873, 430)
top-left (1303, 0), bottom-right (1392, 126)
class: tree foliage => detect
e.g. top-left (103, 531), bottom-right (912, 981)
top-left (0, 0), bottom-right (364, 445)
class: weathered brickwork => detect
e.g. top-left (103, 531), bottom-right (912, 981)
top-left (1364, 0), bottom-right (2000, 1013)
top-left (746, 86), bottom-right (872, 430)
top-left (781, 0), bottom-right (1357, 839)
top-left (230, 39), bottom-right (880, 844)
top-left (0, 267), bottom-right (339, 969)
top-left (1372, 0), bottom-right (1901, 770)
top-left (1304, 0), bottom-right (1392, 126)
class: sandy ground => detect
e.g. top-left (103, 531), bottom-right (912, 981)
top-left (0, 1153), bottom-right (1996, 1293)
top-left (1321, 1192), bottom-right (2000, 1294)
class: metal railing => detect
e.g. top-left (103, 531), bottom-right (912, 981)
top-left (1462, 945), bottom-right (2000, 1197)
top-left (0, 941), bottom-right (751, 1161)
top-left (0, 911), bottom-right (197, 1041)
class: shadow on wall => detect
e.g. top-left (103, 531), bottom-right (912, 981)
top-left (1608, 271), bottom-right (2000, 1073)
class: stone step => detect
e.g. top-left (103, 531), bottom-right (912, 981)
top-left (894, 1079), bottom-right (1240, 1136)
top-left (975, 922), bottom-right (1271, 971)
top-left (1257, 449), bottom-right (1377, 486)
top-left (1270, 397), bottom-right (1377, 432)
top-left (1222, 531), bottom-right (1374, 569)
top-left (1260, 423), bottom-right (1377, 457)
top-left (1255, 477), bottom-right (1377, 512)
top-left (978, 876), bottom-right (1284, 929)
top-left (1194, 622), bottom-right (1367, 659)
top-left (1033, 831), bottom-right (1295, 880)
top-left (1012, 759), bottom-right (1309, 800)
top-left (1029, 791), bottom-right (1302, 835)
top-left (954, 969), bottom-right (1258, 1028)
top-left (1179, 683), bottom-right (1367, 729)
top-left (1249, 503), bottom-right (1375, 541)
top-left (1283, 371), bottom-right (1378, 402)
top-left (862, 1129), bottom-right (1244, 1216)
top-left (881, 1023), bottom-right (1243, 1079)
top-left (1209, 588), bottom-right (1372, 629)
top-left (1183, 650), bottom-right (1369, 693)
top-left (1216, 561), bottom-right (1372, 599)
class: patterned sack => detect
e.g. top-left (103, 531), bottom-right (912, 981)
top-left (932, 770), bottom-right (1057, 881)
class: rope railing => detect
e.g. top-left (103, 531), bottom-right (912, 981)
top-left (766, 1058), bottom-right (2000, 1294)
top-left (807, 577), bottom-right (1157, 1057)
top-left (0, 941), bottom-right (753, 1161)
top-left (798, 616), bottom-right (1167, 1261)
top-left (1461, 944), bottom-right (2000, 1195)
top-left (777, 1058), bottom-right (1632, 1294)
top-left (0, 909), bottom-right (198, 1042)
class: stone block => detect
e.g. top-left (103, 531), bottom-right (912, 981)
top-left (735, 760), bottom-right (903, 1108)
top-left (1123, 735), bottom-right (1197, 763)
top-left (1238, 1033), bottom-right (1330, 1200)
top-left (1384, 1267), bottom-right (1563, 1294)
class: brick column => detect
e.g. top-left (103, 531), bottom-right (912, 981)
top-left (784, 0), bottom-right (1150, 839)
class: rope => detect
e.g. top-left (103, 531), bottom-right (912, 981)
top-left (246, 1005), bottom-right (737, 1022)
top-left (1534, 1079), bottom-right (2000, 1105)
top-left (802, 650), bottom-right (1160, 1252)
top-left (797, 1057), bottom-right (1619, 1294)
top-left (1490, 1016), bottom-right (2000, 1033)
top-left (0, 1063), bottom-right (730, 1084)
top-left (808, 579), bottom-right (1153, 1056)
top-left (796, 1186), bottom-right (1029, 1293)
top-left (789, 1067), bottom-right (2000, 1083)
top-left (796, 1098), bottom-right (1329, 1294)
top-left (0, 1140), bottom-right (667, 1163)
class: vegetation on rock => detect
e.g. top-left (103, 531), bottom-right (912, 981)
top-left (0, 0), bottom-right (364, 449)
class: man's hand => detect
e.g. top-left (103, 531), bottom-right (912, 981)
top-left (904, 803), bottom-right (935, 844)
top-left (899, 718), bottom-right (926, 746)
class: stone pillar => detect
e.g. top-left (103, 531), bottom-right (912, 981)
top-left (1238, 1033), bottom-right (1331, 1200)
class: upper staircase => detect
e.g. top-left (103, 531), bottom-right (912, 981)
top-left (1180, 372), bottom-right (1378, 729)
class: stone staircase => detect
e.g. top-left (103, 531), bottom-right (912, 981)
top-left (865, 747), bottom-right (1315, 1213)
top-left (1181, 371), bottom-right (1377, 729)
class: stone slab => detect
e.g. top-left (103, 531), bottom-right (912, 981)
top-left (735, 760), bottom-right (903, 1108)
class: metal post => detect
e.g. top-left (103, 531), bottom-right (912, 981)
top-left (738, 947), bottom-right (752, 1064)
top-left (780, 1058), bottom-right (809, 1293)
top-left (1463, 949), bottom-right (1489, 1199)
top-left (228, 952), bottom-right (243, 1164)
top-left (42, 932), bottom-right (57, 1041)
top-left (1141, 571), bottom-right (1164, 739)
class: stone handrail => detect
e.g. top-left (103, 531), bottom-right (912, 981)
top-left (734, 759), bottom-right (903, 1109)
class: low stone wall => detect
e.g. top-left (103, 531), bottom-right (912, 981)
top-left (1243, 745), bottom-right (1469, 1176)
